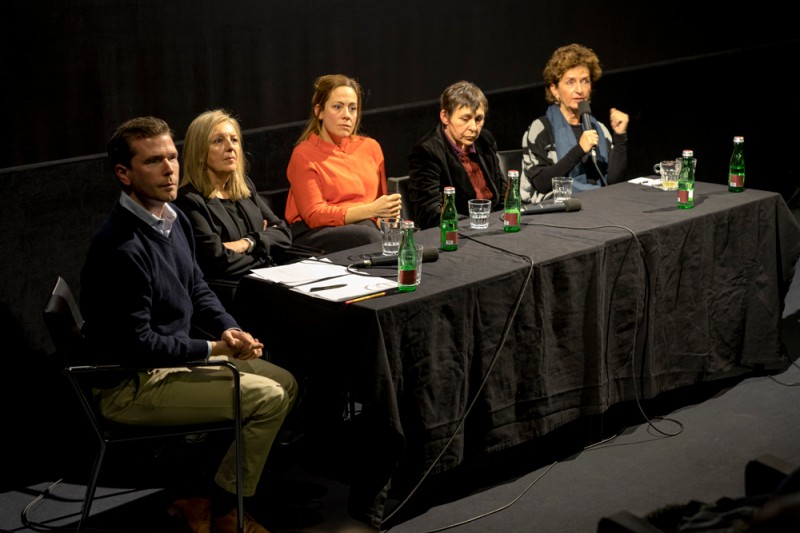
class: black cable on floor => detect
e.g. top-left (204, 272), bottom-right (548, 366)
top-left (21, 478), bottom-right (148, 533)
top-left (767, 349), bottom-right (800, 386)
top-left (380, 232), bottom-right (534, 530)
top-left (523, 220), bottom-right (683, 438)
top-left (380, 220), bottom-right (690, 531)
top-left (20, 478), bottom-right (77, 532)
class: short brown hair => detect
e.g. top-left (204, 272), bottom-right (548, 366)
top-left (542, 44), bottom-right (603, 104)
top-left (107, 116), bottom-right (173, 169)
top-left (440, 80), bottom-right (489, 117)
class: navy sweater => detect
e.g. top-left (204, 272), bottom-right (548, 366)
top-left (81, 201), bottom-right (238, 366)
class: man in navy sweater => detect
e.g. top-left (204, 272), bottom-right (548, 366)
top-left (81, 116), bottom-right (297, 533)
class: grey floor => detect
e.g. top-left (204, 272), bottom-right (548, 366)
top-left (3, 213), bottom-right (800, 533)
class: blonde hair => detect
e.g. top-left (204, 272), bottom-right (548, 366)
top-left (181, 109), bottom-right (252, 201)
top-left (296, 74), bottom-right (364, 145)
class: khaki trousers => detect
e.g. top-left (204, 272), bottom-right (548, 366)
top-left (97, 357), bottom-right (297, 496)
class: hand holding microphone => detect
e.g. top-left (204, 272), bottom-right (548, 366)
top-left (579, 131), bottom-right (599, 156)
top-left (577, 101), bottom-right (597, 164)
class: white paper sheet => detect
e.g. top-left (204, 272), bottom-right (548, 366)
top-left (250, 259), bottom-right (345, 285)
top-left (628, 177), bottom-right (661, 187)
top-left (249, 259), bottom-right (397, 302)
top-left (290, 274), bottom-right (397, 302)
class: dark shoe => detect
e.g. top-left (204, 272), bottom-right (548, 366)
top-left (212, 508), bottom-right (271, 533)
top-left (168, 497), bottom-right (212, 533)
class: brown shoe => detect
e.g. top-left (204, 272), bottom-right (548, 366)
top-left (168, 497), bottom-right (212, 533)
top-left (212, 508), bottom-right (271, 533)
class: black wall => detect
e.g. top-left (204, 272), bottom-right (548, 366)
top-left (2, 1), bottom-right (798, 489)
top-left (2, 1), bottom-right (794, 169)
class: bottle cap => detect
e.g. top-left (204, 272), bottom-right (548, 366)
top-left (734, 136), bottom-right (744, 143)
top-left (682, 150), bottom-right (694, 157)
top-left (444, 186), bottom-right (455, 194)
top-left (507, 170), bottom-right (520, 177)
top-left (401, 220), bottom-right (414, 229)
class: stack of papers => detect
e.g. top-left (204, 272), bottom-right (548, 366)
top-left (250, 259), bottom-right (397, 302)
top-left (628, 177), bottom-right (662, 187)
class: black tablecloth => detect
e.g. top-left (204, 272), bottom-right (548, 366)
top-left (235, 181), bottom-right (800, 527)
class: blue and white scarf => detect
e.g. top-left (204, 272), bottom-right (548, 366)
top-left (546, 104), bottom-right (609, 191)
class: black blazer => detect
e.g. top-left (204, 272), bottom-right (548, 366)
top-left (174, 178), bottom-right (292, 281)
top-left (407, 125), bottom-right (506, 229)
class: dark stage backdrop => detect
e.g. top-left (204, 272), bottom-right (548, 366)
top-left (2, 0), bottom-right (799, 492)
top-left (1, 0), bottom-right (794, 169)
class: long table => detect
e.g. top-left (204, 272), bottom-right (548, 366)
top-left (235, 181), bottom-right (800, 528)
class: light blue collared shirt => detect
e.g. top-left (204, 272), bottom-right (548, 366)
top-left (118, 192), bottom-right (177, 237)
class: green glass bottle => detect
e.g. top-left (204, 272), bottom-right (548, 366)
top-left (397, 220), bottom-right (417, 292)
top-left (503, 170), bottom-right (521, 232)
top-left (728, 136), bottom-right (745, 193)
top-left (677, 150), bottom-right (695, 209)
top-left (440, 186), bottom-right (458, 251)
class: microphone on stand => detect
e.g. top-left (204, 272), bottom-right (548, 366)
top-left (522, 198), bottom-right (582, 215)
top-left (354, 247), bottom-right (440, 267)
top-left (577, 101), bottom-right (597, 165)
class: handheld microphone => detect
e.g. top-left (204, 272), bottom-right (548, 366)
top-left (577, 101), bottom-right (597, 165)
top-left (355, 247), bottom-right (439, 267)
top-left (522, 198), bottom-right (581, 215)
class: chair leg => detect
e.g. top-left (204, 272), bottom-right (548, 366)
top-left (341, 392), bottom-right (354, 421)
top-left (78, 442), bottom-right (107, 532)
top-left (233, 371), bottom-right (244, 533)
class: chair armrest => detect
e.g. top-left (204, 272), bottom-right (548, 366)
top-left (65, 359), bottom-right (240, 378)
top-left (257, 188), bottom-right (290, 215)
top-left (63, 360), bottom-right (242, 436)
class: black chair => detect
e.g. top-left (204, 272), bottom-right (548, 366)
top-left (496, 148), bottom-right (523, 178)
top-left (257, 186), bottom-right (290, 218)
top-left (26, 276), bottom-right (245, 533)
top-left (257, 187), bottom-right (328, 262)
top-left (497, 148), bottom-right (555, 204)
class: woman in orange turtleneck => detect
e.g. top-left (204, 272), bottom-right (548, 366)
top-left (285, 74), bottom-right (402, 253)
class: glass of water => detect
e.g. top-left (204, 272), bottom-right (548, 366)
top-left (468, 199), bottom-right (491, 229)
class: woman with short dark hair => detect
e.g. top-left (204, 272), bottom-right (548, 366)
top-left (407, 80), bottom-right (506, 230)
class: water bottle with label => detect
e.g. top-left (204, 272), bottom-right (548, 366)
top-left (728, 136), bottom-right (745, 193)
top-left (677, 150), bottom-right (695, 209)
top-left (440, 186), bottom-right (458, 251)
top-left (397, 220), bottom-right (417, 292)
top-left (503, 170), bottom-right (521, 232)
